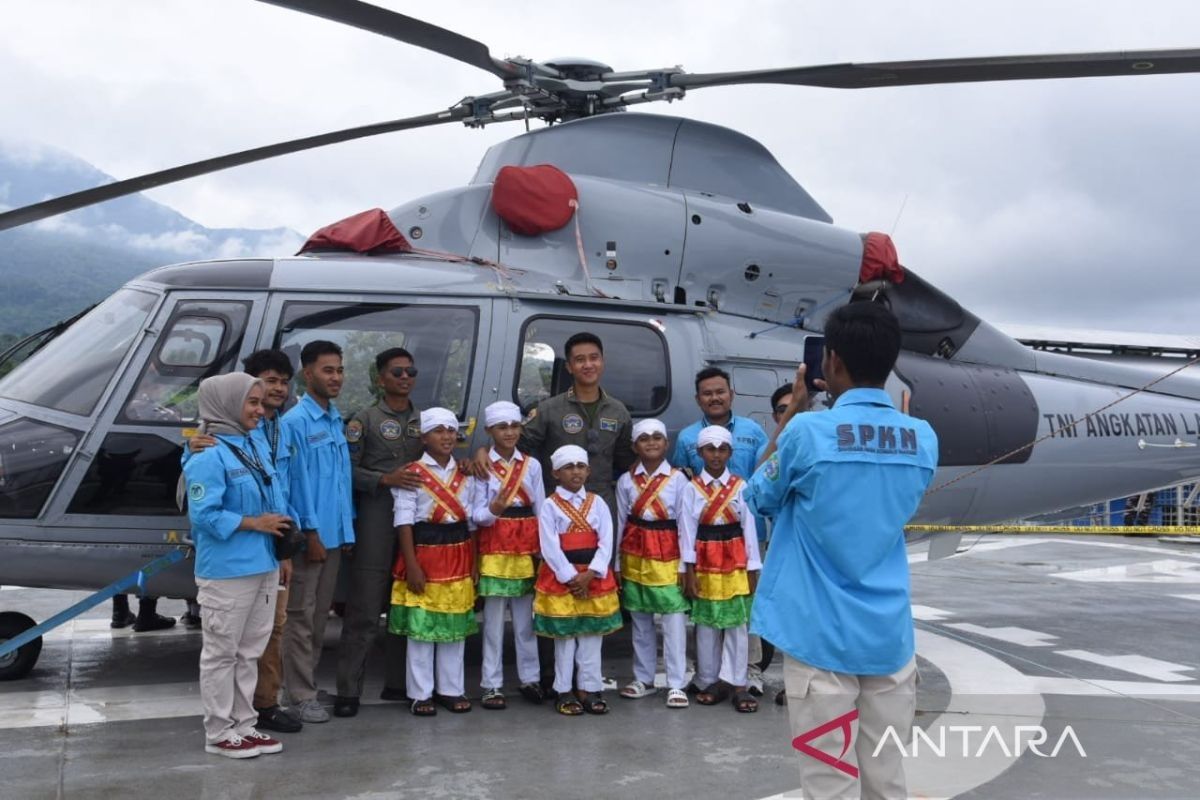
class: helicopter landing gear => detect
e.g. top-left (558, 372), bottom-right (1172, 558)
top-left (0, 611), bottom-right (42, 680)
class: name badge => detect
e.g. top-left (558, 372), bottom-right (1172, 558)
top-left (307, 430), bottom-right (330, 445)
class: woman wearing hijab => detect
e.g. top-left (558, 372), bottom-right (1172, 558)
top-left (184, 373), bottom-right (293, 759)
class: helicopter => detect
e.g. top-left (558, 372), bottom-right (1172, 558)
top-left (1, 0), bottom-right (1199, 680)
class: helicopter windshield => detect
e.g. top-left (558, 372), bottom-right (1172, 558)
top-left (0, 288), bottom-right (158, 417)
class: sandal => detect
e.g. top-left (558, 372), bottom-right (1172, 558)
top-left (481, 688), bottom-right (506, 710)
top-left (578, 691), bottom-right (609, 715)
top-left (409, 698), bottom-right (437, 716)
top-left (696, 681), bottom-right (731, 706)
top-left (620, 679), bottom-right (651, 699)
top-left (518, 682), bottom-right (545, 705)
top-left (556, 692), bottom-right (583, 716)
top-left (666, 688), bottom-right (689, 709)
top-left (732, 689), bottom-right (759, 713)
top-left (434, 693), bottom-right (472, 713)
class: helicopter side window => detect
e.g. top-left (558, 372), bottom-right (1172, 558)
top-left (514, 316), bottom-right (670, 416)
top-left (0, 289), bottom-right (158, 417)
top-left (119, 301), bottom-right (251, 424)
top-left (274, 302), bottom-right (479, 418)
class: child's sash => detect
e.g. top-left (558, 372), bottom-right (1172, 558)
top-left (694, 475), bottom-right (742, 526)
top-left (491, 455), bottom-right (533, 507)
top-left (550, 492), bottom-right (596, 532)
top-left (630, 469), bottom-right (673, 520)
top-left (408, 462), bottom-right (468, 523)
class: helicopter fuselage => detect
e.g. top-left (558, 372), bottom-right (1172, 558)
top-left (1, 113), bottom-right (1198, 599)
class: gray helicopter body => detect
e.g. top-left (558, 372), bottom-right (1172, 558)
top-left (3, 0), bottom-right (1199, 678)
top-left (1, 113), bottom-right (1199, 605)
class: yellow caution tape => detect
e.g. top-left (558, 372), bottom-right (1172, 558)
top-left (906, 524), bottom-right (1200, 535)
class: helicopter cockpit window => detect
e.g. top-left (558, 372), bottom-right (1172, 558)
top-left (0, 289), bottom-right (158, 417)
top-left (0, 419), bottom-right (80, 518)
top-left (120, 301), bottom-right (250, 424)
top-left (515, 317), bottom-right (670, 416)
top-left (274, 302), bottom-right (479, 418)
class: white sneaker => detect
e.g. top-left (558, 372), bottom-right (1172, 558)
top-left (205, 734), bottom-right (261, 759)
top-left (297, 698), bottom-right (330, 723)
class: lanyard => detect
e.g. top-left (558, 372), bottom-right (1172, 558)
top-left (222, 438), bottom-right (273, 508)
top-left (261, 415), bottom-right (280, 466)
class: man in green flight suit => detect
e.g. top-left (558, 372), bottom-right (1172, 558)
top-left (333, 347), bottom-right (423, 717)
top-left (518, 332), bottom-right (634, 521)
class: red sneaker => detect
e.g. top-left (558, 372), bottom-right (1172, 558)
top-left (242, 730), bottom-right (283, 754)
top-left (205, 734), bottom-right (261, 759)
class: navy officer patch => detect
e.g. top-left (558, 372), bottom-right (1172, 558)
top-left (562, 414), bottom-right (585, 435)
top-left (345, 420), bottom-right (363, 443)
top-left (599, 417), bottom-right (618, 433)
top-left (380, 419), bottom-right (402, 440)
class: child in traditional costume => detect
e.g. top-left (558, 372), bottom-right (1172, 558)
top-left (470, 401), bottom-right (545, 709)
top-left (534, 445), bottom-right (623, 715)
top-left (679, 425), bottom-right (762, 713)
top-left (615, 419), bottom-right (691, 708)
top-left (390, 407), bottom-right (477, 716)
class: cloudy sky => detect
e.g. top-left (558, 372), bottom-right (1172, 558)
top-left (2, 1), bottom-right (1199, 335)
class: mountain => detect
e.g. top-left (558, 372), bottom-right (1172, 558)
top-left (0, 141), bottom-right (304, 337)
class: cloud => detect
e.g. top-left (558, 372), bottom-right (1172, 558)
top-left (2, 0), bottom-right (1199, 334)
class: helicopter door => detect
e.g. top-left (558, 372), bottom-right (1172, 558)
top-left (264, 295), bottom-right (492, 443)
top-left (52, 294), bottom-right (264, 525)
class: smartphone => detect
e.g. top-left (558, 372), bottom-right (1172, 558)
top-left (803, 336), bottom-right (825, 393)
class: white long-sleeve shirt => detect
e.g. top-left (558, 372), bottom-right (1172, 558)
top-left (677, 468), bottom-right (761, 571)
top-left (392, 453), bottom-right (475, 528)
top-left (469, 447), bottom-right (545, 528)
top-left (538, 486), bottom-right (613, 584)
top-left (615, 461), bottom-right (688, 573)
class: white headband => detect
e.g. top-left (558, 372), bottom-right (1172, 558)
top-left (632, 419), bottom-right (667, 441)
top-left (420, 407), bottom-right (459, 434)
top-left (697, 425), bottom-right (732, 449)
top-left (484, 401), bottom-right (522, 428)
top-left (551, 444), bottom-right (589, 470)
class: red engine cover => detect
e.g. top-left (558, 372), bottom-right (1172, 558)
top-left (491, 164), bottom-right (578, 236)
top-left (298, 208), bottom-right (411, 255)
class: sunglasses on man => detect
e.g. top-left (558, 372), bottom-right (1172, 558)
top-left (389, 366), bottom-right (419, 378)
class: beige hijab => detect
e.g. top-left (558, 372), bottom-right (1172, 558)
top-left (198, 372), bottom-right (263, 437)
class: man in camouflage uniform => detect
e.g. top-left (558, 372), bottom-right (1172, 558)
top-left (519, 331), bottom-right (634, 521)
top-left (333, 347), bottom-right (423, 717)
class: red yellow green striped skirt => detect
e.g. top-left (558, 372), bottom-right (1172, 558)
top-left (533, 531), bottom-right (622, 639)
top-left (692, 522), bottom-right (751, 629)
top-left (389, 521), bottom-right (478, 643)
top-left (477, 507), bottom-right (539, 598)
top-left (619, 518), bottom-right (688, 615)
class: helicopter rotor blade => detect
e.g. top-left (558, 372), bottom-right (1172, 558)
top-left (257, 0), bottom-right (518, 79)
top-left (671, 48), bottom-right (1200, 90)
top-left (0, 107), bottom-right (475, 232)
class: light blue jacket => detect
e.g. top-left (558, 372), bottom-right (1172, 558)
top-left (745, 388), bottom-right (938, 675)
top-left (184, 433), bottom-right (285, 580)
top-left (282, 393), bottom-right (354, 548)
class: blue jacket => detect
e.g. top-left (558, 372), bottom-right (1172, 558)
top-left (181, 414), bottom-right (298, 522)
top-left (184, 433), bottom-right (285, 579)
top-left (282, 394), bottom-right (355, 548)
top-left (745, 388), bottom-right (938, 675)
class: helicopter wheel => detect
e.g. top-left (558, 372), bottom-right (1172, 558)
top-left (0, 611), bottom-right (42, 681)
